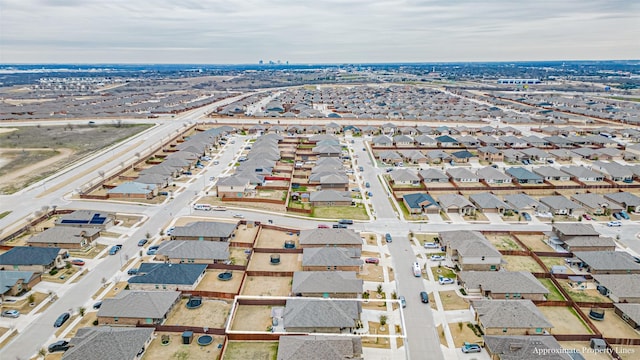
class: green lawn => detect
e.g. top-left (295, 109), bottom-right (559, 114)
top-left (312, 205), bottom-right (369, 220)
top-left (431, 266), bottom-right (456, 280)
top-left (538, 278), bottom-right (566, 301)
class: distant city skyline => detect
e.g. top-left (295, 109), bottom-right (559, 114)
top-left (0, 0), bottom-right (638, 64)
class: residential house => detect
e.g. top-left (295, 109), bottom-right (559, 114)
top-left (291, 271), bottom-right (363, 298)
top-left (478, 135), bottom-right (505, 148)
top-left (390, 169), bottom-right (421, 186)
top-left (378, 150), bottom-right (403, 165)
top-left (419, 169), bottom-right (449, 183)
top-left (499, 135), bottom-right (529, 148)
top-left (302, 248), bottom-right (363, 272)
top-left (310, 190), bottom-right (352, 206)
top-left (539, 196), bottom-right (585, 217)
top-left (456, 135), bottom-right (479, 148)
top-left (520, 148), bottom-right (550, 162)
top-left (171, 221), bottom-right (238, 241)
top-left (299, 229), bottom-right (362, 249)
top-left (502, 149), bottom-right (525, 163)
top-left (437, 194), bottom-right (477, 216)
top-left (592, 161), bottom-right (634, 182)
top-left (484, 335), bottom-right (573, 360)
top-left (61, 327), bottom-right (154, 360)
top-left (276, 335), bottom-right (363, 360)
top-left (393, 135), bottom-right (414, 147)
top-left (155, 241), bottom-right (230, 264)
top-left (505, 167), bottom-right (543, 184)
top-left (593, 275), bottom-right (640, 303)
top-left (402, 193), bottom-right (440, 214)
top-left (560, 166), bottom-right (604, 182)
top-left (107, 181), bottom-right (157, 200)
top-left (97, 290), bottom-right (180, 326)
top-left (55, 210), bottom-right (115, 229)
top-left (471, 299), bottom-right (553, 335)
top-left (27, 227), bottom-right (100, 250)
top-left (0, 271), bottom-right (40, 300)
top-left (604, 192), bottom-right (640, 213)
top-left (571, 193), bottom-right (623, 215)
top-left (458, 271), bottom-right (549, 301)
top-left (573, 251), bottom-right (640, 274)
top-left (532, 167), bottom-right (570, 182)
top-left (614, 304), bottom-right (640, 330)
top-left (283, 298), bottom-right (361, 333)
top-left (0, 247), bottom-right (66, 272)
top-left (548, 149), bottom-right (574, 162)
top-left (438, 231), bottom-right (501, 271)
top-left (414, 135), bottom-right (437, 147)
top-left (503, 194), bottom-right (549, 214)
top-left (469, 193), bottom-right (512, 214)
top-left (425, 150), bottom-right (452, 164)
top-left (451, 150), bottom-right (475, 163)
top-left (446, 168), bottom-right (479, 183)
top-left (216, 175), bottom-right (251, 199)
top-left (371, 135), bottom-right (393, 147)
top-left (127, 263), bottom-right (207, 291)
top-left (435, 135), bottom-right (460, 147)
top-left (476, 167), bottom-right (512, 185)
top-left (312, 144), bottom-right (342, 158)
top-left (399, 150), bottom-right (427, 164)
top-left (477, 146), bottom-right (504, 162)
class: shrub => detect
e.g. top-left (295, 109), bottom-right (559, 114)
top-left (49, 269), bottom-right (58, 276)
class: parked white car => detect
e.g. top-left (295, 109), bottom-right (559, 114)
top-left (430, 255), bottom-right (445, 261)
top-left (438, 276), bottom-right (455, 285)
top-left (424, 242), bottom-right (439, 249)
top-left (607, 221), bottom-right (622, 227)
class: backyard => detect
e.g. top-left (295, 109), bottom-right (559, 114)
top-left (501, 255), bottom-right (545, 272)
top-left (166, 299), bottom-right (231, 328)
top-left (539, 306), bottom-right (593, 334)
top-left (230, 305), bottom-right (273, 332)
top-left (240, 276), bottom-right (292, 297)
top-left (484, 233), bottom-right (523, 251)
top-left (222, 341), bottom-right (278, 360)
top-left (143, 333), bottom-right (224, 360)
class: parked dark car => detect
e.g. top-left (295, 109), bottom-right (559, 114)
top-left (92, 301), bottom-right (102, 309)
top-left (109, 244), bottom-right (122, 255)
top-left (54, 312), bottom-right (70, 327)
top-left (48, 340), bottom-right (70, 353)
top-left (338, 219), bottom-right (353, 225)
top-left (146, 245), bottom-right (159, 255)
top-left (333, 224), bottom-right (348, 229)
top-left (522, 212), bottom-right (532, 221)
top-left (420, 291), bottom-right (429, 303)
top-left (385, 233), bottom-right (392, 243)
top-left (127, 268), bottom-right (139, 275)
top-left (137, 239), bottom-right (148, 246)
top-left (613, 212), bottom-right (622, 220)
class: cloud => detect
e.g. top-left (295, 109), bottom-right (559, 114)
top-left (0, 0), bottom-right (638, 63)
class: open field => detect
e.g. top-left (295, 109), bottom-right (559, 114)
top-left (539, 306), bottom-right (593, 334)
top-left (223, 341), bottom-right (278, 360)
top-left (241, 276), bottom-right (292, 297)
top-left (166, 299), bottom-right (231, 328)
top-left (143, 333), bottom-right (224, 360)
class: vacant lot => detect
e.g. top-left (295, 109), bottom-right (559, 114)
top-left (223, 341), bottom-right (278, 360)
top-left (501, 255), bottom-right (544, 272)
top-left (247, 253), bottom-right (301, 272)
top-left (233, 224), bottom-right (259, 244)
top-left (538, 307), bottom-right (593, 334)
top-left (196, 271), bottom-right (244, 294)
top-left (166, 299), bottom-right (231, 328)
top-left (143, 333), bottom-right (224, 360)
top-left (241, 276), bottom-right (292, 296)
top-left (312, 205), bottom-right (369, 220)
top-left (580, 307), bottom-right (640, 339)
top-left (230, 305), bottom-right (273, 332)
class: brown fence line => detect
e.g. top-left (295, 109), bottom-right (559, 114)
top-left (245, 271), bottom-right (294, 277)
top-left (259, 224), bottom-right (300, 233)
top-left (206, 263), bottom-right (246, 271)
top-left (553, 334), bottom-right (602, 342)
top-left (252, 248), bottom-right (303, 254)
top-left (237, 298), bottom-right (287, 306)
top-left (576, 302), bottom-right (615, 309)
top-left (180, 290), bottom-right (237, 300)
top-left (79, 194), bottom-right (109, 200)
top-left (605, 338), bottom-right (640, 346)
top-left (229, 242), bottom-right (253, 248)
top-left (136, 323), bottom-right (226, 335)
top-left (226, 333), bottom-right (281, 341)
top-left (533, 300), bottom-right (571, 307)
top-left (535, 251), bottom-right (572, 258)
top-left (256, 185), bottom-right (290, 191)
top-left (286, 206), bottom-right (312, 214)
top-left (498, 249), bottom-right (531, 256)
top-left (221, 197), bottom-right (285, 205)
top-left (531, 272), bottom-right (551, 278)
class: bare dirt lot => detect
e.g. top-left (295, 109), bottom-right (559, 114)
top-left (230, 305), bottom-right (273, 332)
top-left (143, 332), bottom-right (224, 360)
top-left (247, 253), bottom-right (302, 272)
top-left (196, 271), bottom-right (244, 294)
top-left (232, 224), bottom-right (259, 244)
top-left (240, 276), bottom-right (292, 297)
top-left (485, 233), bottom-right (523, 251)
top-left (538, 306), bottom-right (593, 334)
top-left (580, 308), bottom-right (640, 339)
top-left (255, 228), bottom-right (299, 249)
top-left (516, 234), bottom-right (554, 252)
top-left (501, 255), bottom-right (545, 272)
top-left (223, 341), bottom-right (278, 360)
top-left (166, 299), bottom-right (231, 328)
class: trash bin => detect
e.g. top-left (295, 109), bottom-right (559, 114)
top-left (182, 331), bottom-right (193, 345)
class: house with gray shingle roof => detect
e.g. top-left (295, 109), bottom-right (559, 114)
top-left (310, 190), bottom-right (352, 206)
top-left (614, 304), bottom-right (640, 330)
top-left (171, 221), bottom-right (238, 241)
top-left (539, 196), bottom-right (585, 217)
top-left (446, 168), bottom-right (478, 183)
top-left (484, 335), bottom-right (572, 360)
top-left (592, 161), bottom-right (634, 182)
top-left (27, 226), bottom-right (100, 250)
top-left (471, 299), bottom-right (553, 335)
top-left (469, 193), bottom-right (512, 214)
top-left (476, 167), bottom-right (512, 184)
top-left (593, 275), bottom-right (640, 303)
top-left (283, 299), bottom-right (361, 333)
top-left (573, 251), bottom-right (640, 274)
top-left (438, 230), bottom-right (501, 271)
top-left (155, 240), bottom-right (229, 264)
top-left (390, 169), bottom-right (421, 185)
top-left (418, 168), bottom-right (449, 183)
top-left (477, 146), bottom-right (504, 162)
top-left (415, 135), bottom-right (437, 146)
top-left (277, 335), bottom-right (363, 360)
top-left (503, 194), bottom-right (549, 214)
top-left (604, 192), bottom-right (640, 213)
top-left (128, 263), bottom-right (207, 291)
top-left (437, 194), bottom-right (476, 216)
top-left (216, 175), bottom-right (251, 198)
top-left (560, 166), bottom-right (604, 182)
top-left (458, 271), bottom-right (549, 301)
top-left (97, 290), bottom-right (180, 326)
top-left (299, 229), bottom-right (362, 249)
top-left (520, 147), bottom-right (550, 162)
top-left (378, 150), bottom-right (403, 164)
top-left (62, 326), bottom-right (154, 360)
top-left (371, 135), bottom-right (393, 147)
top-left (571, 193), bottom-right (623, 215)
top-left (302, 248), bottom-right (362, 272)
top-left (393, 135), bottom-right (414, 147)
top-left (532, 166), bottom-right (570, 181)
top-left (292, 271), bottom-right (363, 298)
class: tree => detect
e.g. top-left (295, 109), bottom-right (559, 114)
top-left (379, 315), bottom-right (388, 326)
top-left (376, 284), bottom-right (383, 295)
top-left (28, 293), bottom-right (35, 304)
top-left (79, 307), bottom-right (86, 317)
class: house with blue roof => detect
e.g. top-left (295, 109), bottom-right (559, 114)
top-left (55, 210), bottom-right (115, 229)
top-left (107, 181), bottom-right (157, 200)
top-left (505, 167), bottom-right (544, 184)
top-left (128, 263), bottom-right (207, 291)
top-left (435, 135), bottom-right (459, 147)
top-left (402, 193), bottom-right (440, 214)
top-left (0, 247), bottom-right (66, 272)
top-left (0, 271), bottom-right (41, 300)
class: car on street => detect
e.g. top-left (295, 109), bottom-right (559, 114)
top-left (1, 309), bottom-right (20, 318)
top-left (317, 224), bottom-right (330, 229)
top-left (233, 214), bottom-right (245, 218)
top-left (92, 301), bottom-right (102, 309)
top-left (439, 276), bottom-right (455, 285)
top-left (48, 340), bottom-right (70, 353)
top-left (399, 296), bottom-right (406, 308)
top-left (137, 239), bottom-right (148, 246)
top-left (146, 245), bottom-right (159, 255)
top-left (461, 342), bottom-right (482, 353)
top-left (69, 259), bottom-right (85, 266)
top-left (424, 242), bottom-right (439, 249)
top-left (333, 224), bottom-right (348, 229)
top-left (53, 312), bottom-right (70, 327)
top-left (430, 255), bottom-right (445, 261)
top-left (420, 291), bottom-right (429, 303)
top-left (522, 212), bottom-right (532, 221)
top-left (109, 245), bottom-right (122, 255)
top-left (385, 233), bottom-right (392, 243)
top-left (620, 211), bottom-right (630, 220)
top-left (213, 160), bottom-right (219, 165)
top-left (582, 214), bottom-right (592, 221)
top-left (365, 182), bottom-right (370, 188)
top-left (365, 257), bottom-right (379, 264)
top-left (607, 221), bottom-right (622, 227)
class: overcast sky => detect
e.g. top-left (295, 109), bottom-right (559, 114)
top-left (0, 0), bottom-right (638, 64)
